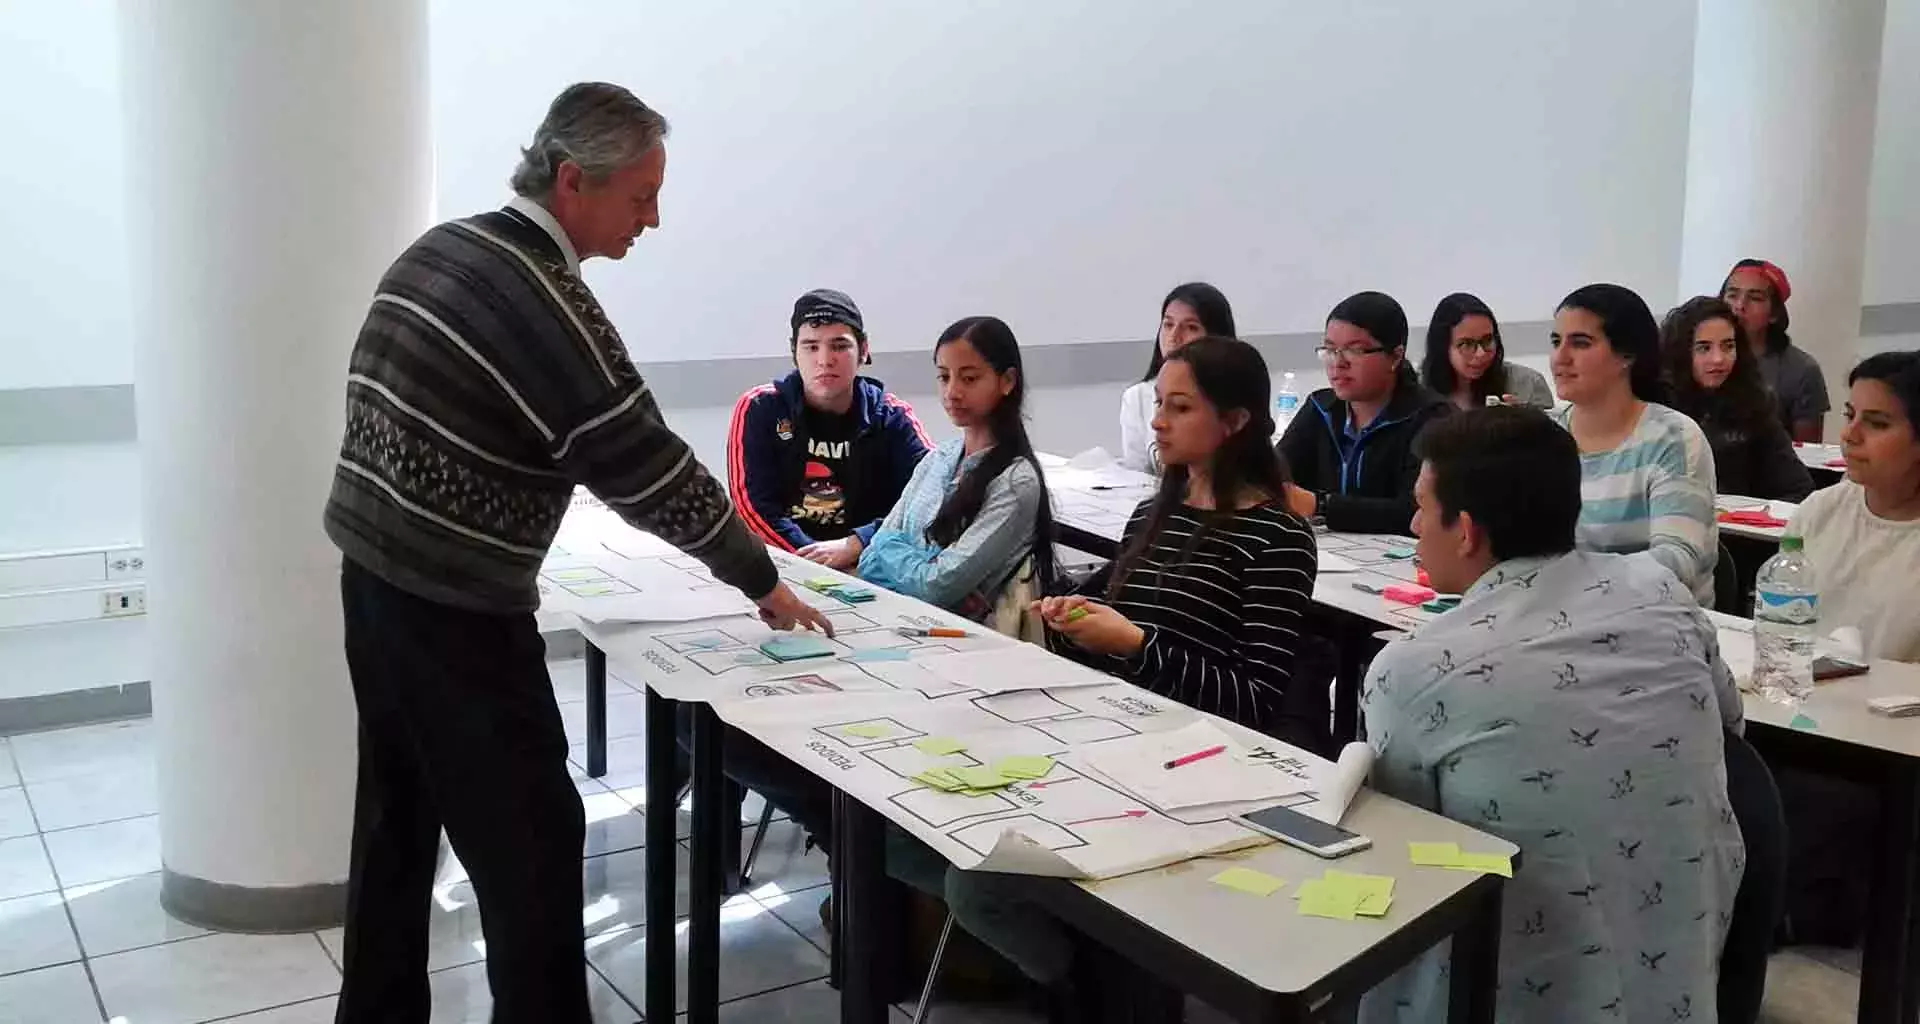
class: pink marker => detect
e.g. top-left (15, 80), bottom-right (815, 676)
top-left (1163, 745), bottom-right (1227, 770)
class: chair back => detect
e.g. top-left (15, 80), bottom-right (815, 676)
top-left (1713, 540), bottom-right (1743, 614)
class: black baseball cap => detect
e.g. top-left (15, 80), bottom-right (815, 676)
top-left (790, 289), bottom-right (865, 344)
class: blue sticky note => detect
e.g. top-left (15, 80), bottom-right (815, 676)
top-left (760, 635), bottom-right (837, 662)
top-left (847, 648), bottom-right (913, 663)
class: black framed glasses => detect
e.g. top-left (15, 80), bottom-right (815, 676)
top-left (1314, 344), bottom-right (1388, 365)
top-left (1451, 337), bottom-right (1498, 355)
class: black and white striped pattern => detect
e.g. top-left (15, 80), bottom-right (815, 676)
top-left (1078, 502), bottom-right (1318, 733)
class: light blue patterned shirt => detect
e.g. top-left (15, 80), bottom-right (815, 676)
top-left (1549, 402), bottom-right (1719, 605)
top-left (856, 439), bottom-right (1042, 616)
top-left (1360, 550), bottom-right (1744, 1024)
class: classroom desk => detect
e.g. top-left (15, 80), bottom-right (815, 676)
top-left (1714, 494), bottom-right (1797, 544)
top-left (1714, 615), bottom-right (1920, 1023)
top-left (1001, 790), bottom-right (1516, 1023)
top-left (1797, 442), bottom-right (1847, 485)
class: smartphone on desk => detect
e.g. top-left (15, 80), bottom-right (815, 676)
top-left (1235, 803), bottom-right (1371, 859)
top-left (1812, 654), bottom-right (1870, 681)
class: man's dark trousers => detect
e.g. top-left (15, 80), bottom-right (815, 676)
top-left (334, 560), bottom-right (589, 1023)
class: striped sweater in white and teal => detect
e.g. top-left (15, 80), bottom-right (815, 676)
top-left (1550, 402), bottom-right (1720, 604)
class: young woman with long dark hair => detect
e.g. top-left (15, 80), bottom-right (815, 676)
top-left (1659, 295), bottom-right (1812, 501)
top-left (1118, 282), bottom-right (1237, 472)
top-left (1419, 291), bottom-right (1554, 410)
top-left (858, 316), bottom-right (1054, 616)
top-left (1722, 258), bottom-right (1830, 442)
top-left (1549, 283), bottom-right (1719, 603)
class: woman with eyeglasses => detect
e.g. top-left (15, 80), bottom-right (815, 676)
top-left (1276, 291), bottom-right (1452, 534)
top-left (1420, 292), bottom-right (1555, 411)
top-left (1549, 283), bottom-right (1719, 605)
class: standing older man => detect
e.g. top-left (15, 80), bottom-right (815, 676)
top-left (323, 83), bottom-right (827, 1021)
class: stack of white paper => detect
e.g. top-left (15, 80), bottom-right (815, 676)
top-left (1074, 721), bottom-right (1315, 812)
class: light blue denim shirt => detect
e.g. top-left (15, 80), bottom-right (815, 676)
top-left (1360, 550), bottom-right (1744, 1024)
top-left (857, 439), bottom-right (1041, 616)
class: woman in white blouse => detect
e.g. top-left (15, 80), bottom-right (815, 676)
top-left (1117, 282), bottom-right (1236, 472)
top-left (1788, 351), bottom-right (1920, 662)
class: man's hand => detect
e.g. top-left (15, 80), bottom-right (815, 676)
top-left (796, 535), bottom-right (863, 571)
top-left (757, 582), bottom-right (835, 636)
top-left (1283, 483), bottom-right (1319, 519)
top-left (1031, 596), bottom-right (1145, 657)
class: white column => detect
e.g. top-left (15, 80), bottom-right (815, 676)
top-left (117, 0), bottom-right (430, 928)
top-left (1679, 0), bottom-right (1888, 436)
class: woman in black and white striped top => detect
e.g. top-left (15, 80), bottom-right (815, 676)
top-left (1037, 336), bottom-right (1323, 745)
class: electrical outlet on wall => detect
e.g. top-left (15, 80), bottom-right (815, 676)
top-left (106, 549), bottom-right (146, 581)
top-left (100, 588), bottom-right (146, 617)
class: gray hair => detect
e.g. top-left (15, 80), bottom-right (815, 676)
top-left (509, 83), bottom-right (670, 198)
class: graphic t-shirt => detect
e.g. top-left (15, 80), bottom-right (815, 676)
top-left (789, 406), bottom-right (859, 539)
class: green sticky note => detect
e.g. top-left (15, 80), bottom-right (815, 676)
top-left (568, 580), bottom-right (627, 596)
top-left (993, 756), bottom-right (1056, 780)
top-left (805, 576), bottom-right (841, 589)
top-left (952, 766), bottom-right (1010, 790)
top-left (1064, 606), bottom-right (1089, 623)
top-left (1210, 867), bottom-right (1286, 897)
top-left (1385, 547), bottom-right (1417, 560)
top-left (841, 723), bottom-right (891, 739)
top-left (760, 635), bottom-right (836, 662)
top-left (1790, 712), bottom-right (1819, 731)
top-left (1295, 879), bottom-right (1359, 921)
top-left (1326, 871), bottom-right (1396, 916)
top-left (1447, 852), bottom-right (1514, 878)
top-left (1409, 841), bottom-right (1462, 867)
top-left (915, 737), bottom-right (968, 756)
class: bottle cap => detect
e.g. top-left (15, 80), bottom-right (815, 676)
top-left (1780, 534), bottom-right (1804, 552)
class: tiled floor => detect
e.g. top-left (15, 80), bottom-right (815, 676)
top-left (0, 656), bottom-right (1871, 1022)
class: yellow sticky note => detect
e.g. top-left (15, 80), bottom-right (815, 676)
top-left (547, 567), bottom-right (607, 582)
top-left (842, 723), bottom-right (891, 739)
top-left (568, 581), bottom-right (626, 596)
top-left (915, 737), bottom-right (968, 756)
top-left (1448, 852), bottom-right (1514, 878)
top-left (1326, 870), bottom-right (1396, 917)
top-left (1409, 841), bottom-right (1462, 866)
top-left (1295, 879), bottom-right (1359, 921)
top-left (993, 755), bottom-right (1056, 780)
top-left (914, 769), bottom-right (966, 792)
top-left (952, 766), bottom-right (1010, 790)
top-left (1210, 867), bottom-right (1286, 897)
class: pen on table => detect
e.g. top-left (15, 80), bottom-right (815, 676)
top-left (898, 626), bottom-right (969, 638)
top-left (1351, 581), bottom-right (1384, 595)
top-left (1163, 745), bottom-right (1227, 770)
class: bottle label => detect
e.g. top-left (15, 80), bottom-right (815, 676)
top-left (1277, 395), bottom-right (1300, 413)
top-left (1756, 589), bottom-right (1818, 624)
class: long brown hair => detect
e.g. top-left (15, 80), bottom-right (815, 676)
top-left (1108, 337), bottom-right (1290, 600)
top-left (1660, 295), bottom-right (1774, 436)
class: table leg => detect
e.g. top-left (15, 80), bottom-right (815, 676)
top-left (584, 641), bottom-right (608, 779)
top-left (836, 790), bottom-right (898, 1024)
top-left (688, 704), bottom-right (727, 1023)
top-left (1858, 760), bottom-right (1920, 1023)
top-left (1445, 878), bottom-right (1503, 1024)
top-left (642, 687), bottom-right (678, 1024)
top-left (722, 779), bottom-right (745, 895)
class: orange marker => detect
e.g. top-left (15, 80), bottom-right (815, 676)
top-left (897, 626), bottom-right (969, 638)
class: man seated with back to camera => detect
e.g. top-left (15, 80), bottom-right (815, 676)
top-left (1359, 406), bottom-right (1745, 1024)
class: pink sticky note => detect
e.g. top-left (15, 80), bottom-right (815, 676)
top-left (1382, 583), bottom-right (1437, 605)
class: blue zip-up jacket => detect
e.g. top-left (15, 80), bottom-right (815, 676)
top-left (1274, 378), bottom-right (1452, 534)
top-left (727, 370), bottom-right (933, 550)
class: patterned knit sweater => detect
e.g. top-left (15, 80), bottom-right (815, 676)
top-left (324, 205), bottom-right (777, 614)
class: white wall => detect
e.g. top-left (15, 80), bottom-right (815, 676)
top-left (430, 0), bottom-right (1699, 358)
top-left (1865, 0), bottom-right (1920, 305)
top-left (0, 0), bottom-right (134, 390)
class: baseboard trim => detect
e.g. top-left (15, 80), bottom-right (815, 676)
top-left (161, 867), bottom-right (348, 933)
top-left (0, 681), bottom-right (152, 735)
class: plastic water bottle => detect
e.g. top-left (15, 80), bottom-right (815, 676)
top-left (1754, 535), bottom-right (1819, 706)
top-left (1275, 373), bottom-right (1300, 434)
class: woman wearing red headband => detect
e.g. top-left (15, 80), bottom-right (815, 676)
top-left (1721, 259), bottom-right (1831, 442)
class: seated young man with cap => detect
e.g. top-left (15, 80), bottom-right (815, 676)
top-left (1360, 406), bottom-right (1745, 1024)
top-left (728, 288), bottom-right (933, 569)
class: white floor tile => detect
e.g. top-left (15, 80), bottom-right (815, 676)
top-left (0, 962), bottom-right (102, 1024)
top-left (217, 995), bottom-right (339, 1023)
top-left (91, 931), bottom-right (340, 1024)
top-left (719, 978), bottom-right (850, 1022)
top-left (582, 844), bottom-right (694, 925)
top-left (758, 883), bottom-right (831, 954)
top-left (23, 762), bottom-right (157, 832)
top-left (64, 872), bottom-right (211, 958)
top-left (580, 781), bottom-right (648, 859)
top-left (548, 657), bottom-right (639, 704)
top-left (43, 815), bottom-right (160, 888)
top-left (589, 898), bottom-right (831, 1014)
top-left (738, 819), bottom-right (831, 892)
top-left (0, 739), bottom-right (19, 788)
top-left (7, 719), bottom-right (152, 785)
top-left (569, 736), bottom-right (651, 791)
top-left (425, 961), bottom-right (636, 1023)
top-left (0, 890), bottom-right (82, 976)
top-left (560, 692), bottom-right (650, 746)
top-left (0, 834), bottom-right (57, 900)
top-left (0, 786), bottom-right (36, 840)
top-left (1760, 950), bottom-right (1858, 1024)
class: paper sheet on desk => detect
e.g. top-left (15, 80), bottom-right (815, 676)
top-left (1074, 722), bottom-right (1316, 811)
top-left (915, 646), bottom-right (1117, 695)
top-left (574, 588), bottom-right (757, 624)
top-left (1066, 447), bottom-right (1117, 470)
top-left (1316, 552), bottom-right (1360, 574)
top-left (1293, 742), bottom-right (1374, 825)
